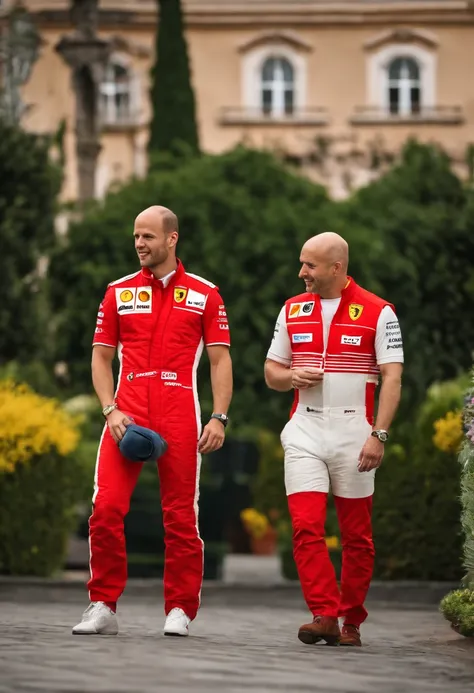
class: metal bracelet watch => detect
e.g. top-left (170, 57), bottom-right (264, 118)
top-left (102, 403), bottom-right (117, 418)
top-left (371, 429), bottom-right (389, 443)
top-left (210, 413), bottom-right (229, 428)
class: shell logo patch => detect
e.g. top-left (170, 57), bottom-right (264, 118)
top-left (120, 289), bottom-right (134, 303)
top-left (116, 286), bottom-right (152, 314)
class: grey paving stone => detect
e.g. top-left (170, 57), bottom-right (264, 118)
top-left (0, 588), bottom-right (473, 693)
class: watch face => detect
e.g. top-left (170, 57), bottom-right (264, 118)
top-left (379, 432), bottom-right (388, 442)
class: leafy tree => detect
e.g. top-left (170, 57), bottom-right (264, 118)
top-left (0, 120), bottom-right (61, 365)
top-left (148, 0), bottom-right (199, 161)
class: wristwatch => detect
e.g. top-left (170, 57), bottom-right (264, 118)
top-left (211, 413), bottom-right (229, 428)
top-left (371, 429), bottom-right (389, 443)
top-left (102, 403), bottom-right (117, 418)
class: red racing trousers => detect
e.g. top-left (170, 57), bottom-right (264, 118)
top-left (87, 427), bottom-right (203, 620)
top-left (288, 491), bottom-right (374, 626)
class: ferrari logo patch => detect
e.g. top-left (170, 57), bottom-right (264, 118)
top-left (174, 287), bottom-right (188, 303)
top-left (349, 303), bottom-right (364, 321)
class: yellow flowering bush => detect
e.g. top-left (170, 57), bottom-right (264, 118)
top-left (433, 410), bottom-right (463, 453)
top-left (325, 535), bottom-right (340, 550)
top-left (240, 508), bottom-right (270, 539)
top-left (0, 380), bottom-right (86, 576)
top-left (0, 380), bottom-right (79, 474)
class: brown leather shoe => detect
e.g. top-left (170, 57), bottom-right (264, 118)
top-left (340, 623), bottom-right (362, 646)
top-left (298, 615), bottom-right (340, 645)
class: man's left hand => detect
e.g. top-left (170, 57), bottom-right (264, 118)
top-left (198, 418), bottom-right (226, 454)
top-left (358, 435), bottom-right (385, 472)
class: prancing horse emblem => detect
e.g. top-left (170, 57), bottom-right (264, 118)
top-left (349, 303), bottom-right (364, 321)
top-left (174, 288), bottom-right (187, 303)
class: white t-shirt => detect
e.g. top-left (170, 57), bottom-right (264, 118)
top-left (321, 298), bottom-right (341, 351)
top-left (267, 303), bottom-right (404, 366)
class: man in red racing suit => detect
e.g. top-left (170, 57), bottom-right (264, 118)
top-left (72, 206), bottom-right (232, 637)
top-left (264, 232), bottom-right (403, 647)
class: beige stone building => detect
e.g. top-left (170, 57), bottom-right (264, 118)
top-left (4, 0), bottom-right (474, 199)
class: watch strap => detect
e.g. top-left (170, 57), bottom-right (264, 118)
top-left (211, 413), bottom-right (228, 428)
top-left (102, 403), bottom-right (117, 418)
top-left (371, 429), bottom-right (389, 442)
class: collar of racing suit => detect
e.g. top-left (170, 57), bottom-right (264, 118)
top-left (140, 258), bottom-right (186, 288)
top-left (342, 276), bottom-right (354, 296)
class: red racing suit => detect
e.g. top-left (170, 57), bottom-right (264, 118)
top-left (267, 278), bottom-right (403, 625)
top-left (89, 260), bottom-right (230, 619)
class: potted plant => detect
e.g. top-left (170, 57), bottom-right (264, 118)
top-left (240, 507), bottom-right (278, 555)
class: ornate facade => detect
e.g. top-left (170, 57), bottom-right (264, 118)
top-left (4, 0), bottom-right (474, 199)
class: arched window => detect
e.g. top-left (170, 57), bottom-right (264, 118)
top-left (387, 57), bottom-right (421, 115)
top-left (260, 56), bottom-right (295, 117)
top-left (100, 61), bottom-right (132, 124)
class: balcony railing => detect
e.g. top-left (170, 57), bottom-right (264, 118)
top-left (219, 106), bottom-right (330, 126)
top-left (350, 105), bottom-right (464, 125)
top-left (99, 111), bottom-right (142, 131)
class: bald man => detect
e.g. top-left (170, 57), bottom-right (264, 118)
top-left (265, 232), bottom-right (403, 647)
top-left (73, 206), bottom-right (233, 637)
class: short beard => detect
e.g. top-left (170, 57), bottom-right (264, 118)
top-left (142, 250), bottom-right (168, 269)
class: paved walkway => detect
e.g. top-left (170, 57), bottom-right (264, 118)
top-left (0, 584), bottom-right (473, 693)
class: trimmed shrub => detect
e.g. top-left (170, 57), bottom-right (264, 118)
top-left (0, 381), bottom-right (85, 576)
top-left (373, 377), bottom-right (467, 580)
top-left (440, 369), bottom-right (474, 636)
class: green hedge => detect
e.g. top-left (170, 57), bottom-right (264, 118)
top-left (0, 450), bottom-right (87, 576)
top-left (372, 377), bottom-right (466, 580)
top-left (440, 370), bottom-right (474, 636)
top-left (440, 589), bottom-right (474, 637)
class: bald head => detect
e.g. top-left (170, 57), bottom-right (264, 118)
top-left (302, 232), bottom-right (348, 272)
top-left (133, 205), bottom-right (179, 276)
top-left (134, 205), bottom-right (179, 236)
top-left (299, 232), bottom-right (349, 298)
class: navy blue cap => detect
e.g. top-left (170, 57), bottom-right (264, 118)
top-left (119, 423), bottom-right (168, 462)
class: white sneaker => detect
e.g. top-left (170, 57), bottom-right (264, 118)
top-left (72, 602), bottom-right (119, 635)
top-left (163, 607), bottom-right (191, 636)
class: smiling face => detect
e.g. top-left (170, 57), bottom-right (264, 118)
top-left (133, 208), bottom-right (178, 272)
top-left (134, 223), bottom-right (169, 269)
top-left (297, 233), bottom-right (349, 298)
top-left (298, 248), bottom-right (340, 295)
